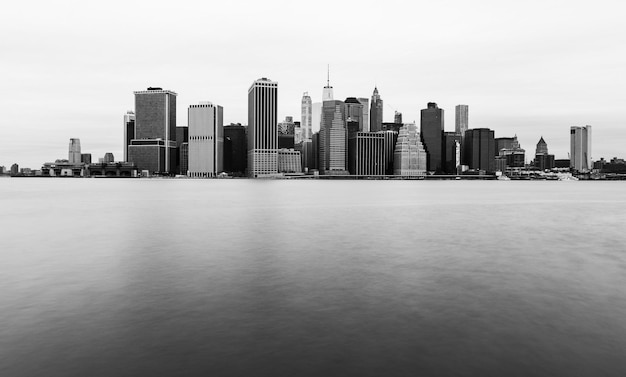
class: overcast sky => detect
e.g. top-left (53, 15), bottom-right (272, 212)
top-left (2, 0), bottom-right (625, 168)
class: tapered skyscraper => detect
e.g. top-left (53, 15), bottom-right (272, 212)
top-left (301, 92), bottom-right (312, 140)
top-left (248, 78), bottom-right (278, 177)
top-left (570, 125), bottom-right (592, 172)
top-left (369, 87), bottom-right (383, 132)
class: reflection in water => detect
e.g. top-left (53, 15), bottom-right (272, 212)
top-left (1, 179), bottom-right (626, 376)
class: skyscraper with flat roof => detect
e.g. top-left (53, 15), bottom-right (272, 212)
top-left (570, 125), bottom-right (592, 172)
top-left (248, 78), bottom-right (278, 177)
top-left (420, 102), bottom-right (444, 173)
top-left (68, 138), bottom-right (81, 164)
top-left (128, 87), bottom-right (177, 174)
top-left (464, 128), bottom-right (495, 172)
top-left (393, 123), bottom-right (427, 176)
top-left (455, 105), bottom-right (468, 136)
top-left (188, 102), bottom-right (224, 178)
top-left (301, 93), bottom-right (312, 140)
top-left (319, 100), bottom-right (347, 174)
top-left (123, 111), bottom-right (135, 162)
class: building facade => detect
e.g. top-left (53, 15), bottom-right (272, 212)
top-left (123, 111), bottom-right (135, 162)
top-left (68, 138), bottom-right (81, 164)
top-left (393, 123), bottom-right (427, 176)
top-left (463, 128), bottom-right (496, 172)
top-left (278, 116), bottom-right (295, 149)
top-left (348, 132), bottom-right (385, 176)
top-left (223, 124), bottom-right (247, 176)
top-left (319, 100), bottom-right (347, 174)
top-left (188, 102), bottom-right (224, 178)
top-left (455, 105), bottom-right (468, 136)
top-left (420, 102), bottom-right (444, 173)
top-left (248, 78), bottom-right (278, 177)
top-left (369, 87), bottom-right (383, 132)
top-left (570, 125), bottom-right (592, 172)
top-left (301, 93), bottom-right (312, 140)
top-left (278, 149), bottom-right (302, 173)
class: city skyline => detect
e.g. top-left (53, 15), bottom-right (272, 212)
top-left (2, 0), bottom-right (625, 168)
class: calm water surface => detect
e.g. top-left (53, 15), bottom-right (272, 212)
top-left (1, 179), bottom-right (626, 376)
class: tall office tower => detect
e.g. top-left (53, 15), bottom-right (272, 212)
top-left (223, 124), bottom-right (247, 176)
top-left (128, 87), bottom-right (177, 174)
top-left (369, 87), bottom-right (383, 132)
top-left (301, 92), bottom-right (312, 140)
top-left (455, 105), bottom-right (469, 136)
top-left (248, 78), bottom-right (278, 177)
top-left (68, 138), bottom-right (81, 164)
top-left (312, 102), bottom-right (322, 134)
top-left (536, 136), bottom-right (548, 155)
top-left (463, 128), bottom-right (496, 172)
top-left (394, 122), bottom-right (427, 176)
top-left (175, 126), bottom-right (189, 174)
top-left (348, 132), bottom-right (385, 176)
top-left (278, 116), bottom-right (295, 149)
top-left (381, 130), bottom-right (398, 175)
top-left (570, 125), bottom-right (592, 172)
top-left (444, 132), bottom-right (462, 174)
top-left (312, 132), bottom-right (319, 171)
top-left (534, 137), bottom-right (555, 171)
top-left (344, 97), bottom-right (364, 131)
top-left (123, 111), bottom-right (135, 162)
top-left (188, 102), bottom-right (224, 178)
top-left (394, 111), bottom-right (403, 124)
top-left (358, 97), bottom-right (369, 132)
top-left (420, 102), bottom-right (444, 173)
top-left (323, 66), bottom-right (333, 101)
top-left (319, 100), bottom-right (347, 174)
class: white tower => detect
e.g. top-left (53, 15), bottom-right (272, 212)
top-left (188, 102), bottom-right (224, 177)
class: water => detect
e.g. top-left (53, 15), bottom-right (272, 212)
top-left (1, 178), bottom-right (626, 376)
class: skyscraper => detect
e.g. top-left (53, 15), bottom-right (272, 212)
top-left (536, 136), bottom-right (548, 155)
top-left (369, 87), bottom-right (383, 132)
top-left (358, 97), bottom-right (369, 132)
top-left (394, 111), bottom-right (403, 125)
top-left (464, 128), bottom-right (496, 172)
top-left (393, 122), bottom-right (427, 176)
top-left (301, 92), bottom-right (312, 140)
top-left (128, 87), bottom-right (177, 174)
top-left (348, 132), bottom-right (385, 176)
top-left (223, 124), bottom-right (247, 176)
top-left (420, 102), bottom-right (444, 173)
top-left (248, 78), bottom-right (278, 177)
top-left (123, 111), bottom-right (135, 162)
top-left (344, 97), bottom-right (364, 131)
top-left (534, 137), bottom-right (555, 171)
top-left (188, 102), bottom-right (224, 178)
top-left (319, 100), bottom-right (347, 174)
top-left (278, 116), bottom-right (295, 149)
top-left (323, 66), bottom-right (333, 101)
top-left (68, 138), bottom-right (81, 164)
top-left (570, 125), bottom-right (592, 172)
top-left (455, 105), bottom-right (469, 136)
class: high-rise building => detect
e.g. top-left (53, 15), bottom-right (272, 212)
top-left (348, 132), bottom-right (385, 176)
top-left (175, 126), bottom-right (188, 174)
top-left (278, 116), bottom-right (295, 149)
top-left (319, 100), bottom-right (347, 174)
top-left (68, 138), bottom-right (81, 164)
top-left (381, 130), bottom-right (398, 175)
top-left (463, 128), bottom-right (495, 172)
top-left (312, 102), bottom-right (322, 135)
top-left (188, 102), bottom-right (224, 178)
top-left (81, 153), bottom-right (92, 164)
top-left (495, 136), bottom-right (519, 156)
top-left (344, 97), bottom-right (364, 131)
top-left (420, 102), bottom-right (444, 173)
top-left (394, 111), bottom-right (403, 125)
top-left (248, 78), bottom-right (278, 177)
top-left (128, 87), bottom-right (177, 174)
top-left (455, 105), bottom-right (468, 136)
top-left (123, 111), bottom-right (135, 162)
top-left (323, 66), bottom-right (334, 101)
top-left (534, 136), bottom-right (555, 171)
top-left (393, 123), bottom-right (427, 176)
top-left (358, 97), bottom-right (369, 132)
top-left (369, 87), bottom-right (383, 132)
top-left (570, 126), bottom-right (592, 172)
top-left (443, 132), bottom-right (462, 174)
top-left (10, 163), bottom-right (19, 176)
top-left (223, 124), bottom-right (247, 176)
top-left (180, 142), bottom-right (188, 175)
top-left (301, 92), bottom-right (312, 140)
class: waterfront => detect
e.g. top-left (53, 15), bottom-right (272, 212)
top-left (1, 179), bottom-right (626, 376)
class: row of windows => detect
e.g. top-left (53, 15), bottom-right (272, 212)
top-left (190, 135), bottom-right (214, 140)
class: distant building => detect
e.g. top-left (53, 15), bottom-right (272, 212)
top-left (420, 102), bottom-right (444, 173)
top-left (358, 97), bottom-right (369, 132)
top-left (248, 78), bottom-right (278, 177)
top-left (455, 105), bottom-right (468, 136)
top-left (278, 116), bottom-right (295, 149)
top-left (68, 138), bottom-right (81, 164)
top-left (381, 130), bottom-right (398, 175)
top-left (495, 137), bottom-right (517, 156)
top-left (496, 135), bottom-right (525, 170)
top-left (393, 123), bottom-right (427, 176)
top-left (81, 153), bottom-right (92, 164)
top-left (443, 132), bottom-right (462, 174)
top-left (570, 125), bottom-right (592, 172)
top-left (128, 87), bottom-right (177, 174)
top-left (464, 128), bottom-right (495, 172)
top-left (10, 163), bottom-right (19, 176)
top-left (319, 100), bottom-right (347, 175)
top-left (123, 111), bottom-right (135, 162)
top-left (301, 92), bottom-right (312, 140)
top-left (394, 111), bottom-right (403, 125)
top-left (277, 149), bottom-right (302, 173)
top-left (175, 126), bottom-right (189, 174)
top-left (345, 97), bottom-right (365, 131)
top-left (188, 102), bottom-right (224, 178)
top-left (534, 137), bottom-right (555, 170)
top-left (369, 87), bottom-right (383, 132)
top-left (555, 159), bottom-right (570, 169)
top-left (103, 153), bottom-right (115, 163)
top-left (180, 142), bottom-right (188, 175)
top-left (223, 124), bottom-right (247, 176)
top-left (348, 132), bottom-right (386, 176)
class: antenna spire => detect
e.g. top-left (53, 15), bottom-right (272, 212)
top-left (327, 64), bottom-right (330, 86)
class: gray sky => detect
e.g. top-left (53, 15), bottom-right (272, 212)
top-left (2, 0), bottom-right (625, 168)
